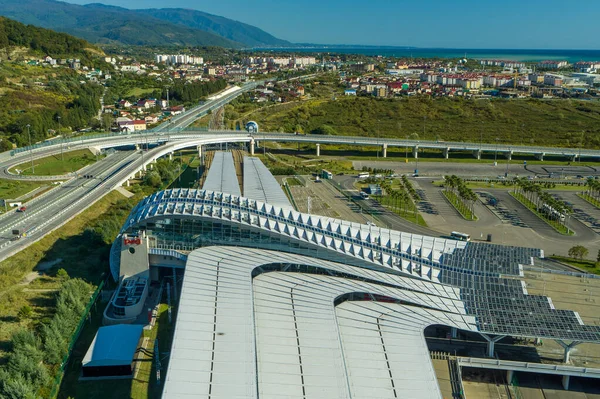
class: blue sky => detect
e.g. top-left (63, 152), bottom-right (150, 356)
top-left (65, 0), bottom-right (599, 49)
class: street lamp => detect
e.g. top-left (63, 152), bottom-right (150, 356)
top-left (415, 141), bottom-right (420, 174)
top-left (27, 124), bottom-right (34, 174)
top-left (376, 120), bottom-right (380, 159)
top-left (579, 131), bottom-right (583, 164)
top-left (494, 137), bottom-right (499, 166)
top-left (479, 122), bottom-right (483, 154)
top-left (57, 116), bottom-right (63, 161)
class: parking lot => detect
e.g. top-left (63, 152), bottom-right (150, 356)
top-left (553, 192), bottom-right (600, 235)
top-left (477, 191), bottom-right (529, 228)
top-left (286, 176), bottom-right (375, 224)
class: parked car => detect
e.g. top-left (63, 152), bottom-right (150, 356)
top-left (16, 206), bottom-right (26, 212)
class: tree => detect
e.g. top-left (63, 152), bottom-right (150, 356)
top-left (144, 171), bottom-right (162, 188)
top-left (56, 268), bottom-right (70, 282)
top-left (0, 138), bottom-right (13, 152)
top-left (310, 125), bottom-right (337, 135)
top-left (568, 245), bottom-right (589, 260)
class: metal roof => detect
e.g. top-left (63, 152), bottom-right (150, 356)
top-left (116, 188), bottom-right (600, 343)
top-left (82, 324), bottom-right (144, 368)
top-left (162, 246), bottom-right (476, 399)
top-left (201, 152), bottom-right (241, 196)
top-left (243, 156), bottom-right (292, 209)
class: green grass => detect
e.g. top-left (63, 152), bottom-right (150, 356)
top-left (0, 190), bottom-right (127, 362)
top-left (285, 177), bottom-right (303, 186)
top-left (549, 256), bottom-right (600, 275)
top-left (190, 113), bottom-right (212, 128)
top-left (441, 190), bottom-right (478, 221)
top-left (509, 191), bottom-right (573, 235)
top-left (578, 193), bottom-right (600, 209)
top-left (263, 144), bottom-right (600, 165)
top-left (240, 96), bottom-right (600, 149)
top-left (374, 194), bottom-right (428, 226)
top-left (0, 179), bottom-right (46, 200)
top-left (10, 149), bottom-right (101, 176)
top-left (126, 87), bottom-right (158, 98)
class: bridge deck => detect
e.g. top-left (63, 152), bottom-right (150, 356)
top-left (457, 356), bottom-right (600, 378)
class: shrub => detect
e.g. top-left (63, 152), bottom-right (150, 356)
top-left (17, 305), bottom-right (33, 320)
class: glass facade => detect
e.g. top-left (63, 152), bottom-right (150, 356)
top-left (125, 217), bottom-right (388, 274)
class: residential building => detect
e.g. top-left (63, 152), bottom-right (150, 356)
top-left (544, 74), bottom-right (564, 86)
top-left (268, 57), bottom-right (291, 67)
top-left (293, 57), bottom-right (317, 67)
top-left (118, 120), bottom-right (134, 133)
top-left (133, 120), bottom-right (147, 131)
top-left (573, 61), bottom-right (600, 73)
top-left (375, 87), bottom-right (388, 97)
top-left (537, 60), bottom-right (569, 70)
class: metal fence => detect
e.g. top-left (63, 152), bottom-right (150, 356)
top-left (510, 373), bottom-right (524, 399)
top-left (523, 265), bottom-right (600, 279)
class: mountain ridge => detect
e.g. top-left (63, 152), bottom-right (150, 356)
top-left (0, 15), bottom-right (99, 57)
top-left (0, 0), bottom-right (289, 47)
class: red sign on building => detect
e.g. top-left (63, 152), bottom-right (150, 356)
top-left (123, 237), bottom-right (141, 246)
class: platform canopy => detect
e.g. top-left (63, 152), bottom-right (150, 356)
top-left (82, 324), bottom-right (144, 369)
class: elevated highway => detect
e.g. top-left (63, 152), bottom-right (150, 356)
top-left (10, 130), bottom-right (600, 163)
top-left (1, 84), bottom-right (600, 263)
top-left (2, 128), bottom-right (599, 262)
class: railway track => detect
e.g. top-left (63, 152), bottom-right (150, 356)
top-left (231, 149), bottom-right (246, 192)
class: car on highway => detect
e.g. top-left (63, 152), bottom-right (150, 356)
top-left (16, 206), bottom-right (26, 212)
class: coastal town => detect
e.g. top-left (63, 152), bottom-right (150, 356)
top-left (24, 50), bottom-right (600, 133)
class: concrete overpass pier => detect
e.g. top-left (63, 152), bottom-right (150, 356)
top-left (443, 148), bottom-right (449, 159)
top-left (250, 139), bottom-right (255, 156)
top-left (412, 146), bottom-right (419, 159)
top-left (505, 150), bottom-right (513, 161)
top-left (382, 144), bottom-right (388, 158)
top-left (473, 149), bottom-right (482, 160)
top-left (316, 143), bottom-right (320, 157)
top-left (536, 153), bottom-right (545, 161)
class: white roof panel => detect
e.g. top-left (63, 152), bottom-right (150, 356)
top-left (161, 246), bottom-right (481, 399)
top-left (243, 156), bottom-right (292, 209)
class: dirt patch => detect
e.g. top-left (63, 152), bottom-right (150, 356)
top-left (18, 258), bottom-right (63, 286)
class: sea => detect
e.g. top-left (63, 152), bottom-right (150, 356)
top-left (252, 47), bottom-right (600, 63)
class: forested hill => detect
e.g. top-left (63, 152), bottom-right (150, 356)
top-left (0, 16), bottom-right (98, 57)
top-left (0, 0), bottom-right (289, 48)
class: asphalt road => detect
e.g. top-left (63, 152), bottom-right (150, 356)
top-left (0, 151), bottom-right (137, 259)
top-left (333, 175), bottom-right (441, 237)
top-left (350, 160), bottom-right (600, 179)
